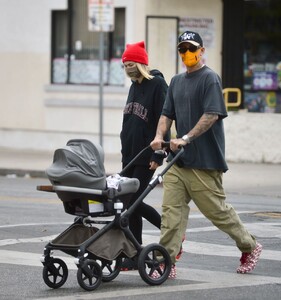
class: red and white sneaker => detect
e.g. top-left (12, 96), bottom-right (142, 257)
top-left (236, 242), bottom-right (263, 274)
top-left (168, 264), bottom-right (177, 279)
top-left (150, 264), bottom-right (177, 279)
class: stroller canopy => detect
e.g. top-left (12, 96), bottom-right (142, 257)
top-left (46, 139), bottom-right (107, 190)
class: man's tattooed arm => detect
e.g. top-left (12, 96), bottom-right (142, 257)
top-left (155, 115), bottom-right (173, 139)
top-left (188, 113), bottom-right (218, 142)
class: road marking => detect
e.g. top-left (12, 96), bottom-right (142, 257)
top-left (1, 221), bottom-right (281, 299)
top-left (0, 249), bottom-right (75, 268)
top-left (0, 222), bottom-right (70, 229)
top-left (0, 234), bottom-right (280, 266)
top-left (1, 247), bottom-right (281, 300)
top-left (1, 221), bottom-right (280, 255)
top-left (142, 235), bottom-right (281, 261)
top-left (0, 210), bottom-right (253, 230)
top-left (31, 268), bottom-right (281, 300)
top-left (0, 235), bottom-right (58, 246)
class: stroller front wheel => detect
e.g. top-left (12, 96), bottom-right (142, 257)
top-left (138, 243), bottom-right (171, 286)
top-left (77, 259), bottom-right (102, 291)
top-left (42, 258), bottom-right (68, 289)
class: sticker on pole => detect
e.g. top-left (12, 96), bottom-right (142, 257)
top-left (88, 0), bottom-right (114, 32)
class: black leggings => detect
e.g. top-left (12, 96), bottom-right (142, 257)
top-left (122, 164), bottom-right (161, 244)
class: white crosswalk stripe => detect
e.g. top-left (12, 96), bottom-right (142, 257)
top-left (1, 246), bottom-right (281, 300)
top-left (32, 270), bottom-right (281, 300)
top-left (1, 219), bottom-right (280, 299)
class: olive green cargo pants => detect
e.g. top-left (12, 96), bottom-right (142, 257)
top-left (160, 165), bottom-right (257, 264)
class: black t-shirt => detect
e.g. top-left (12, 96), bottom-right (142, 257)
top-left (121, 71), bottom-right (168, 165)
top-left (162, 65), bottom-right (228, 172)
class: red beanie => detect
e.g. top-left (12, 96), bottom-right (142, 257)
top-left (122, 41), bottom-right (148, 65)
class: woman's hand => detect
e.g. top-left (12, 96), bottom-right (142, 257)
top-left (149, 161), bottom-right (159, 170)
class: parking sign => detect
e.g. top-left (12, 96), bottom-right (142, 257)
top-left (88, 0), bottom-right (114, 32)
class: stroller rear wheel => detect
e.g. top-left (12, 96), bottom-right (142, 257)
top-left (138, 243), bottom-right (171, 285)
top-left (42, 258), bottom-right (68, 289)
top-left (97, 258), bottom-right (122, 282)
top-left (77, 259), bottom-right (102, 291)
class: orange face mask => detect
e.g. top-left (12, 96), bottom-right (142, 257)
top-left (180, 49), bottom-right (201, 67)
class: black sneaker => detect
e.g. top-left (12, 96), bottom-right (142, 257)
top-left (120, 257), bottom-right (138, 271)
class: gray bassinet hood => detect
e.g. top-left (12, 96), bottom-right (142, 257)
top-left (46, 139), bottom-right (107, 189)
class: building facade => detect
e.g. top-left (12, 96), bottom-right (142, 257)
top-left (0, 0), bottom-right (280, 163)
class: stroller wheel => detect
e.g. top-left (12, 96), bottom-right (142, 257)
top-left (77, 259), bottom-right (102, 291)
top-left (138, 243), bottom-right (171, 286)
top-left (97, 258), bottom-right (122, 282)
top-left (42, 258), bottom-right (68, 289)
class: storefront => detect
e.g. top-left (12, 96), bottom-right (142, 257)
top-left (243, 0), bottom-right (281, 113)
top-left (223, 0), bottom-right (281, 113)
top-left (51, 0), bottom-right (126, 85)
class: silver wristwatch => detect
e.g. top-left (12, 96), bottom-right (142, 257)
top-left (182, 134), bottom-right (191, 144)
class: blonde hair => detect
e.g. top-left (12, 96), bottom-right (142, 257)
top-left (136, 63), bottom-right (154, 80)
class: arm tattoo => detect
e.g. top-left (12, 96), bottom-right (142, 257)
top-left (188, 113), bottom-right (218, 141)
top-left (156, 116), bottom-right (172, 138)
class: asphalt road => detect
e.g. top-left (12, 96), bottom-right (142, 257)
top-left (0, 175), bottom-right (281, 300)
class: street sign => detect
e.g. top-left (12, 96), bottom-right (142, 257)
top-left (88, 1), bottom-right (114, 146)
top-left (88, 0), bottom-right (114, 32)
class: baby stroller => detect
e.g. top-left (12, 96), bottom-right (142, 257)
top-left (37, 139), bottom-right (184, 291)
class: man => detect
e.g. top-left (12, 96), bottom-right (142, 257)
top-left (150, 30), bottom-right (262, 279)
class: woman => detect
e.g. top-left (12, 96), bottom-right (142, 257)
top-left (120, 41), bottom-right (168, 270)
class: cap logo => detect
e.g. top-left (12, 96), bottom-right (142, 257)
top-left (181, 32), bottom-right (196, 42)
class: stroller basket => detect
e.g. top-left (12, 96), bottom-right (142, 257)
top-left (51, 224), bottom-right (137, 261)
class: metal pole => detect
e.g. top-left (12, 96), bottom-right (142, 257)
top-left (99, 31), bottom-right (104, 147)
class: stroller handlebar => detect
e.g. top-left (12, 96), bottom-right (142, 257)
top-left (119, 141), bottom-right (185, 176)
top-left (161, 141), bottom-right (170, 149)
top-left (161, 141), bottom-right (184, 150)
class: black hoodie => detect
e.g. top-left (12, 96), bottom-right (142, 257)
top-left (120, 70), bottom-right (168, 166)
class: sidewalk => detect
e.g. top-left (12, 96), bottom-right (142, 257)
top-left (0, 148), bottom-right (122, 178)
top-left (0, 148), bottom-right (280, 197)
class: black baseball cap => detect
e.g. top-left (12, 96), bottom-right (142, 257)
top-left (178, 30), bottom-right (203, 47)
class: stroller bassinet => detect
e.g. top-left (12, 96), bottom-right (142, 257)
top-left (45, 139), bottom-right (139, 216)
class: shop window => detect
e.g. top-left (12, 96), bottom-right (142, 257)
top-left (244, 0), bottom-right (281, 113)
top-left (51, 0), bottom-right (125, 85)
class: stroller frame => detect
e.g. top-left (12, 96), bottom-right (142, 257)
top-left (37, 141), bottom-right (184, 291)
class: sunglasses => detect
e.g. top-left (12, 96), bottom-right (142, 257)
top-left (178, 45), bottom-right (200, 54)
